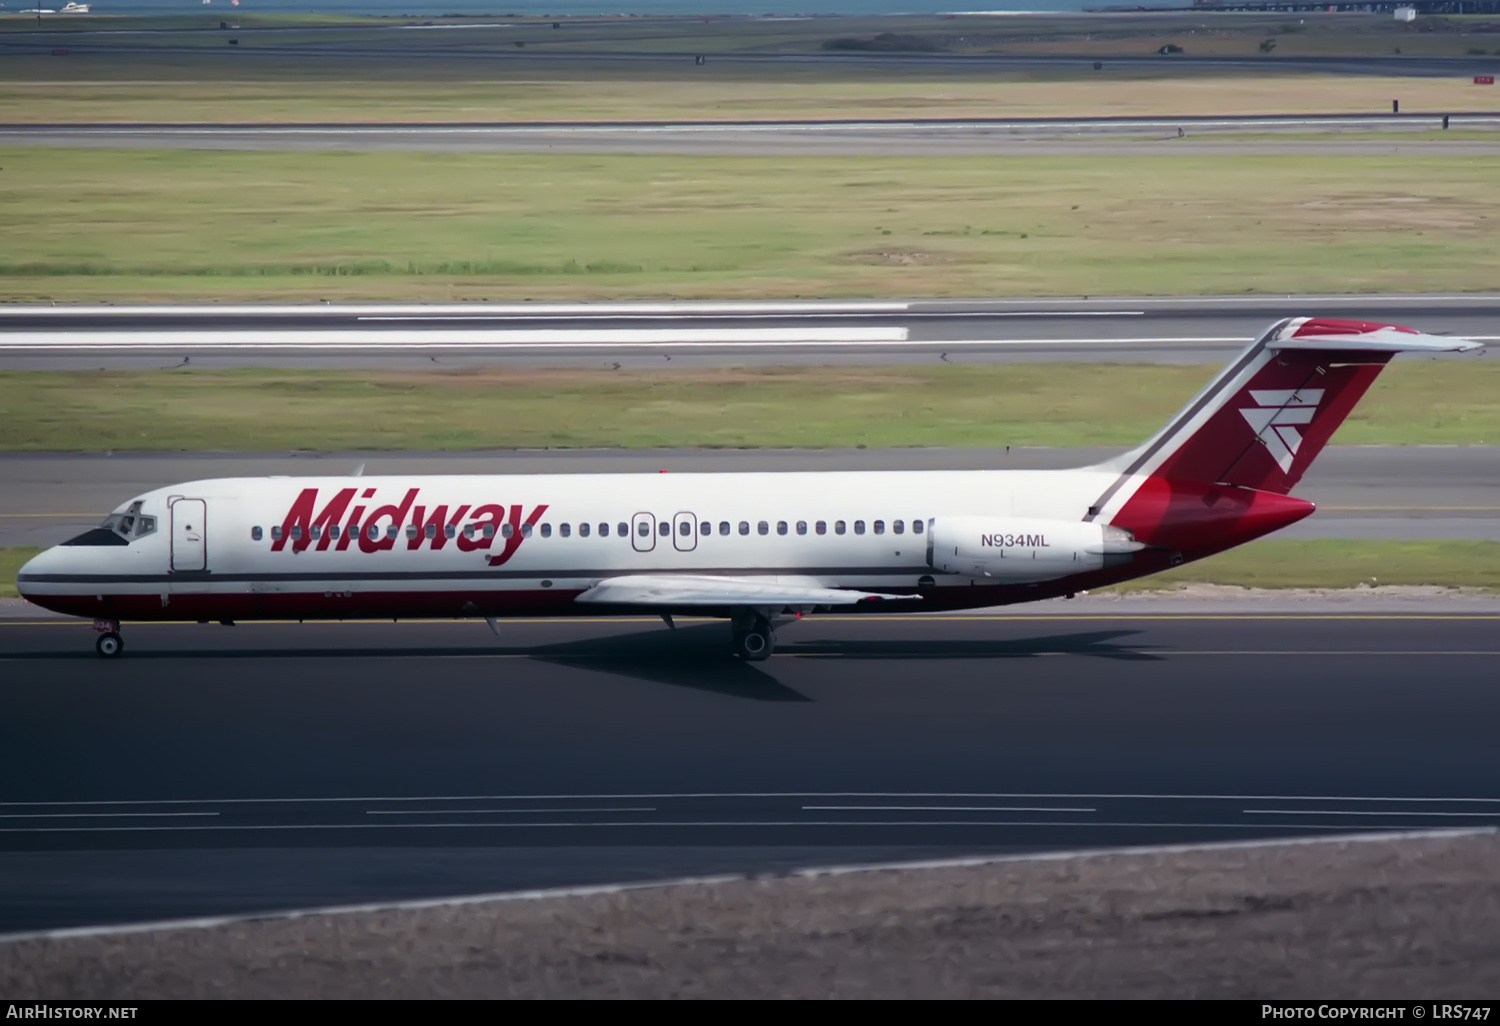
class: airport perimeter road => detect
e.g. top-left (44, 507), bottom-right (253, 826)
top-left (1, 611), bottom-right (1498, 932)
top-left (1, 295), bottom-right (1494, 369)
top-left (2, 446), bottom-right (1497, 548)
top-left (5, 116), bottom-right (1500, 156)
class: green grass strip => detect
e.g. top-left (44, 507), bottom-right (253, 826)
top-left (0, 548), bottom-right (42, 599)
top-left (1, 361), bottom-right (1496, 452)
top-left (1107, 539), bottom-right (1500, 593)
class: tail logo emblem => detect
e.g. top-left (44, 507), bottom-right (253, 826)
top-left (1239, 389), bottom-right (1325, 473)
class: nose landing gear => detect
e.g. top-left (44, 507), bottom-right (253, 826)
top-left (730, 611), bottom-right (774, 662)
top-left (93, 619), bottom-right (123, 658)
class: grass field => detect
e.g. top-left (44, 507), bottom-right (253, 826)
top-left (1106, 539), bottom-right (1500, 592)
top-left (2, 149), bottom-right (1497, 301)
top-left (5, 541), bottom-right (1497, 598)
top-left (0, 548), bottom-right (40, 599)
top-left (1, 360), bottom-right (1495, 452)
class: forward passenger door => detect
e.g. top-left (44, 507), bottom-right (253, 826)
top-left (170, 498), bottom-right (207, 572)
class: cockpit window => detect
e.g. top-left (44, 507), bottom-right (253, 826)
top-left (88, 501), bottom-right (158, 542)
top-left (63, 502), bottom-right (156, 546)
top-left (61, 527), bottom-right (129, 547)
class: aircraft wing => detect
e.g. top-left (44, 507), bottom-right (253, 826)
top-left (574, 574), bottom-right (920, 607)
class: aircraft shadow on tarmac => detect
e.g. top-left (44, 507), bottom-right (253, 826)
top-left (10, 623), bottom-right (1159, 702)
top-left (512, 624), bottom-right (1156, 701)
top-left (774, 627), bottom-right (1159, 663)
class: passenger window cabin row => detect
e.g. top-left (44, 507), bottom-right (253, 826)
top-left (252, 518), bottom-right (925, 543)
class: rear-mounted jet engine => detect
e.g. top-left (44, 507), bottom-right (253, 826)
top-left (926, 517), bottom-right (1144, 581)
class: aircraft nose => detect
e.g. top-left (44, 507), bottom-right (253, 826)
top-left (15, 546), bottom-right (60, 597)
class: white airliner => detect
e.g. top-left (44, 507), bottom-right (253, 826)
top-left (16, 317), bottom-right (1481, 660)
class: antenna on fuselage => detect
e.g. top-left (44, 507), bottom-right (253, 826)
top-left (352, 463), bottom-right (365, 477)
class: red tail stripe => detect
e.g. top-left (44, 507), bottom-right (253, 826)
top-left (1292, 317), bottom-right (1418, 338)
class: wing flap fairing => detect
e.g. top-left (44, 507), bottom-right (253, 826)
top-left (574, 574), bottom-right (919, 608)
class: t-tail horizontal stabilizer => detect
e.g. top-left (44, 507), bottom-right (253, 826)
top-left (1087, 317), bottom-right (1483, 559)
top-left (1093, 316), bottom-right (1482, 501)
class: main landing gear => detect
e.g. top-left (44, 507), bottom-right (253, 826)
top-left (93, 618), bottom-right (123, 659)
top-left (731, 611), bottom-right (775, 662)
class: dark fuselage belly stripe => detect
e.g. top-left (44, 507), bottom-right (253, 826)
top-left (18, 565), bottom-right (936, 586)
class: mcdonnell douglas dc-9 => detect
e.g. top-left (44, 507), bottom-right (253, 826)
top-left (17, 318), bottom-right (1481, 660)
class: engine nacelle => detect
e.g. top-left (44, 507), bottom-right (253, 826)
top-left (926, 516), bottom-right (1143, 582)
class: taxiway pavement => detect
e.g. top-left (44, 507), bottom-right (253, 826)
top-left (6, 116), bottom-right (1500, 156)
top-left (1, 609), bottom-right (1497, 932)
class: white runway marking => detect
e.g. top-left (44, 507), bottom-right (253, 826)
top-left (366, 807), bottom-right (658, 815)
top-left (0, 327), bottom-right (910, 350)
top-left (357, 310), bottom-right (1145, 322)
top-left (3, 792), bottom-right (1497, 807)
top-left (802, 805), bottom-right (1095, 812)
top-left (0, 812), bottom-right (218, 820)
top-left (0, 330), bottom-right (1261, 352)
top-left (0, 301), bottom-right (910, 317)
top-left (0, 819), bottom-right (1492, 835)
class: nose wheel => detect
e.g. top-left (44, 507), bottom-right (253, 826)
top-left (731, 613), bottom-right (774, 662)
top-left (93, 619), bottom-right (123, 658)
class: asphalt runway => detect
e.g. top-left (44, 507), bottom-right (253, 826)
top-left (2, 295), bottom-right (1495, 369)
top-left (6, 117), bottom-right (1499, 156)
top-left (3, 445), bottom-right (1497, 548)
top-left (2, 610), bottom-right (1498, 932)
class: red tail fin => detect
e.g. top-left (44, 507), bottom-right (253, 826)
top-left (1086, 317), bottom-right (1480, 556)
top-left (1156, 340), bottom-right (1390, 495)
